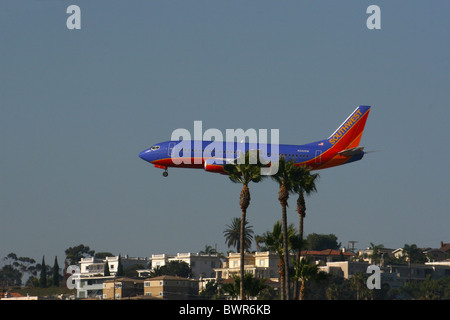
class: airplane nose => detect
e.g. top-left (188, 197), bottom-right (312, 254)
top-left (139, 150), bottom-right (150, 162)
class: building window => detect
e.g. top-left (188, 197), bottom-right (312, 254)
top-left (144, 281), bottom-right (150, 287)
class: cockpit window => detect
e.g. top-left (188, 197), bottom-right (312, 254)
top-left (150, 146), bottom-right (160, 150)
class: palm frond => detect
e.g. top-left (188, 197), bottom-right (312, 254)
top-left (224, 150), bottom-right (268, 186)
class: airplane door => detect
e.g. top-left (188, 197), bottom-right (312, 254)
top-left (168, 142), bottom-right (175, 157)
top-left (315, 150), bottom-right (322, 164)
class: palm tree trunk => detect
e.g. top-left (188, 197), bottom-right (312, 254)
top-left (296, 190), bottom-right (306, 242)
top-left (294, 191), bottom-right (306, 300)
top-left (278, 183), bottom-right (290, 300)
top-left (278, 257), bottom-right (285, 300)
top-left (239, 184), bottom-right (250, 300)
top-left (240, 208), bottom-right (246, 300)
top-left (281, 204), bottom-right (290, 300)
top-left (299, 280), bottom-right (306, 300)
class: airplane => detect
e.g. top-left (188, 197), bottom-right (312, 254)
top-left (139, 105), bottom-right (371, 177)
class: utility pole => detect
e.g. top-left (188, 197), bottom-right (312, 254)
top-left (348, 241), bottom-right (358, 252)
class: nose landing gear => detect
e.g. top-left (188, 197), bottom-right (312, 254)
top-left (154, 164), bottom-right (169, 177)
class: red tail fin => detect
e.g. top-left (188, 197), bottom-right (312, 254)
top-left (327, 106), bottom-right (371, 150)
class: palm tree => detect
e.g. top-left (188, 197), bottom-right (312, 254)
top-left (368, 243), bottom-right (384, 265)
top-left (293, 257), bottom-right (326, 300)
top-left (224, 150), bottom-right (266, 300)
top-left (403, 243), bottom-right (427, 264)
top-left (242, 273), bottom-right (269, 300)
top-left (199, 245), bottom-right (217, 255)
top-left (254, 234), bottom-right (266, 251)
top-left (292, 165), bottom-right (319, 244)
top-left (222, 273), bottom-right (269, 300)
top-left (221, 277), bottom-right (240, 300)
top-left (291, 165), bottom-right (319, 298)
top-left (223, 217), bottom-right (254, 253)
top-left (271, 157), bottom-right (298, 299)
top-left (261, 220), bottom-right (297, 300)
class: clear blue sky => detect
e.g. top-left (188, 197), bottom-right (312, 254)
top-left (1, 1), bottom-right (449, 265)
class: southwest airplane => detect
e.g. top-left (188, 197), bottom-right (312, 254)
top-left (139, 105), bottom-right (371, 177)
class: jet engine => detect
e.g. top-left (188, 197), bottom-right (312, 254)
top-left (204, 159), bottom-right (226, 173)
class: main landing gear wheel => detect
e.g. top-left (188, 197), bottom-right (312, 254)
top-left (163, 170), bottom-right (168, 177)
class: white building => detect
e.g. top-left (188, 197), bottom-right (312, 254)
top-left (214, 251), bottom-right (280, 282)
top-left (149, 253), bottom-right (172, 270)
top-left (79, 255), bottom-right (149, 276)
top-left (75, 275), bottom-right (115, 299)
top-left (75, 255), bottom-right (149, 299)
top-left (319, 261), bottom-right (370, 279)
top-left (139, 252), bottom-right (222, 279)
top-left (169, 252), bottom-right (222, 278)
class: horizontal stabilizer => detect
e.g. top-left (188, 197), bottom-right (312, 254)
top-left (338, 146), bottom-right (364, 157)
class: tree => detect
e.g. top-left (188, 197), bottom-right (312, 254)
top-left (369, 243), bottom-right (385, 265)
top-left (221, 277), bottom-right (240, 300)
top-left (293, 257), bottom-right (327, 300)
top-left (1, 253), bottom-right (37, 286)
top-left (39, 256), bottom-right (47, 288)
top-left (221, 274), bottom-right (268, 300)
top-left (349, 272), bottom-right (373, 300)
top-left (403, 244), bottom-right (427, 264)
top-left (260, 220), bottom-right (298, 300)
top-left (65, 244), bottom-right (95, 266)
top-left (223, 217), bottom-right (254, 253)
top-left (304, 233), bottom-right (340, 251)
top-left (200, 245), bottom-right (217, 255)
top-left (150, 266), bottom-right (163, 277)
top-left (242, 273), bottom-right (269, 300)
top-left (200, 279), bottom-right (223, 300)
top-left (292, 165), bottom-right (319, 243)
top-left (254, 234), bottom-right (267, 251)
top-left (95, 252), bottom-right (115, 259)
top-left (104, 261), bottom-right (111, 276)
top-left (224, 150), bottom-right (266, 300)
top-left (0, 265), bottom-right (23, 287)
top-left (124, 264), bottom-right (146, 278)
top-left (52, 256), bottom-right (60, 287)
top-left (271, 157), bottom-right (298, 299)
top-left (394, 275), bottom-right (450, 300)
top-left (152, 261), bottom-right (193, 278)
top-left (200, 245), bottom-right (226, 261)
top-left (116, 255), bottom-right (124, 277)
top-left (291, 164), bottom-right (319, 299)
